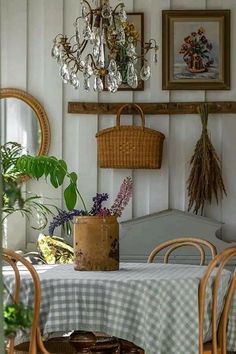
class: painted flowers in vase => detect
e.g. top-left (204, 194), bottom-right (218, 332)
top-left (179, 27), bottom-right (213, 73)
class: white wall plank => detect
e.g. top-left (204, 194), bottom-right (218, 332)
top-left (206, 0), bottom-right (222, 8)
top-left (2, 0), bottom-right (236, 248)
top-left (132, 0), bottom-right (170, 217)
top-left (0, 0), bottom-right (28, 249)
top-left (220, 116), bottom-right (236, 242)
top-left (169, 0), bottom-right (207, 215)
top-left (97, 0), bottom-right (134, 222)
top-left (0, 0), bottom-right (27, 88)
top-left (27, 0), bottom-right (64, 241)
top-left (63, 0), bottom-right (98, 213)
top-left (215, 0), bottom-right (236, 242)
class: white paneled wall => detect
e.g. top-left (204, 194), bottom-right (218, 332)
top-left (1, 0), bottom-right (236, 247)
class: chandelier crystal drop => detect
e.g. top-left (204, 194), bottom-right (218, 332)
top-left (51, 0), bottom-right (159, 93)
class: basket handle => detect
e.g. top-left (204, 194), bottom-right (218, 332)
top-left (116, 104), bottom-right (145, 129)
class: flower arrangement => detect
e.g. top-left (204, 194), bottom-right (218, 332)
top-left (179, 27), bottom-right (214, 73)
top-left (48, 176), bottom-right (133, 236)
top-left (108, 19), bottom-right (140, 85)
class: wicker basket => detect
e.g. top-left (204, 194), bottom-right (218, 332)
top-left (96, 104), bottom-right (165, 169)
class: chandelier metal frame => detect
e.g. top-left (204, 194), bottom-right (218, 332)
top-left (51, 0), bottom-right (158, 92)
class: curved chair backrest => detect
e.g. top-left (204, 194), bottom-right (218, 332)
top-left (199, 246), bottom-right (236, 354)
top-left (3, 248), bottom-right (46, 354)
top-left (147, 237), bottom-right (217, 265)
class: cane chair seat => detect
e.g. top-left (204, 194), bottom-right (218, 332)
top-left (147, 237), bottom-right (217, 265)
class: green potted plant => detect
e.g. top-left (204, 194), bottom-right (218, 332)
top-left (1, 141), bottom-right (85, 342)
top-left (1, 142), bottom-right (53, 226)
top-left (1, 141), bottom-right (85, 264)
top-left (1, 141), bottom-right (133, 271)
top-left (1, 141), bottom-right (86, 222)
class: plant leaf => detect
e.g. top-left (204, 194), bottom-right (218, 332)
top-left (64, 183), bottom-right (77, 210)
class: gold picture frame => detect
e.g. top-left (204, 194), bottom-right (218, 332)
top-left (162, 10), bottom-right (230, 90)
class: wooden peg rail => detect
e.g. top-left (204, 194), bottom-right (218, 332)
top-left (68, 101), bottom-right (236, 115)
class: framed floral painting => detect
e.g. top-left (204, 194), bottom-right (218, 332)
top-left (162, 10), bottom-right (230, 90)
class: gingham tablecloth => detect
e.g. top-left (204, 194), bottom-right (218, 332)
top-left (3, 263), bottom-right (236, 354)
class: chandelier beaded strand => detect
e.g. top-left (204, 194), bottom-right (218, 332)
top-left (51, 0), bottom-right (158, 93)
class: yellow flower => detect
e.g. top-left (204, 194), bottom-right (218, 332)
top-left (198, 27), bottom-right (205, 35)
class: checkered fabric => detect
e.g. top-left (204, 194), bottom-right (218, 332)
top-left (3, 263), bottom-right (236, 354)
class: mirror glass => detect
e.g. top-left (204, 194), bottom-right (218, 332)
top-left (1, 97), bottom-right (41, 155)
top-left (0, 88), bottom-right (50, 156)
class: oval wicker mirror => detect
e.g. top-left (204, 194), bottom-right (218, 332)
top-left (0, 88), bottom-right (50, 156)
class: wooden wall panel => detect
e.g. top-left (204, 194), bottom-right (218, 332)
top-left (168, 115), bottom-right (187, 211)
top-left (1, 0), bottom-right (236, 249)
top-left (0, 0), bottom-right (27, 88)
top-left (218, 0), bottom-right (236, 242)
top-left (27, 0), bottom-right (64, 242)
top-left (206, 0), bottom-right (222, 8)
top-left (64, 0), bottom-right (99, 214)
top-left (221, 116), bottom-right (236, 241)
top-left (97, 0), bottom-right (134, 222)
top-left (132, 0), bottom-right (170, 217)
top-left (203, 114), bottom-right (223, 223)
top-left (169, 0), bottom-right (207, 217)
top-left (0, 0), bottom-right (28, 249)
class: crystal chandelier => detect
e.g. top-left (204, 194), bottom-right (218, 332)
top-left (51, 0), bottom-right (159, 93)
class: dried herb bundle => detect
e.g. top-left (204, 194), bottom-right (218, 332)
top-left (187, 104), bottom-right (226, 215)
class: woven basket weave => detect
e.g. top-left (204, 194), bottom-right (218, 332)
top-left (96, 104), bottom-right (165, 169)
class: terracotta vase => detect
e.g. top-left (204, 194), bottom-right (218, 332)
top-left (73, 216), bottom-right (119, 271)
top-left (187, 53), bottom-right (206, 73)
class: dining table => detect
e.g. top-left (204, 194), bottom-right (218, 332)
top-left (3, 262), bottom-right (236, 354)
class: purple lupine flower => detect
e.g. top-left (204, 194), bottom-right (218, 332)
top-left (97, 207), bottom-right (111, 217)
top-left (89, 193), bottom-right (109, 215)
top-left (48, 209), bottom-right (85, 235)
top-left (110, 177), bottom-right (133, 217)
top-left (48, 177), bottom-right (133, 235)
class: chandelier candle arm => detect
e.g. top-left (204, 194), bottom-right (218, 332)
top-left (51, 0), bottom-right (159, 92)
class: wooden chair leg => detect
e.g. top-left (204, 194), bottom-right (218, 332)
top-left (7, 338), bottom-right (15, 354)
top-left (36, 327), bottom-right (51, 354)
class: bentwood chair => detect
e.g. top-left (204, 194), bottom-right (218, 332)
top-left (147, 237), bottom-right (217, 265)
top-left (3, 248), bottom-right (50, 354)
top-left (199, 246), bottom-right (236, 354)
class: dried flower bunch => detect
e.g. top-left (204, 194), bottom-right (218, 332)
top-left (187, 104), bottom-right (226, 215)
top-left (49, 176), bottom-right (133, 235)
top-left (113, 19), bottom-right (141, 85)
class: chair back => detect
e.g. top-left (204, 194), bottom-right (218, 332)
top-left (147, 237), bottom-right (217, 265)
top-left (3, 248), bottom-right (41, 354)
top-left (198, 246), bottom-right (236, 354)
